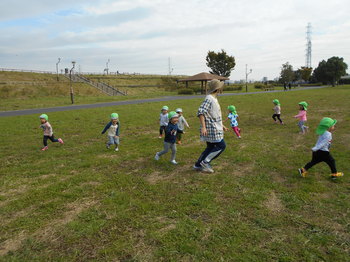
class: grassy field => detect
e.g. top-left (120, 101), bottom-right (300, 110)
top-left (0, 86), bottom-right (349, 261)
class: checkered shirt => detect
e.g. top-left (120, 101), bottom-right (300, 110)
top-left (197, 95), bottom-right (224, 143)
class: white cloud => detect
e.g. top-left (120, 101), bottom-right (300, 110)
top-left (0, 0), bottom-right (349, 79)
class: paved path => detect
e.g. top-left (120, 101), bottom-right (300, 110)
top-left (0, 86), bottom-right (327, 117)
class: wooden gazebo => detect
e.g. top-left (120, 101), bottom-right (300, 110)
top-left (178, 72), bottom-right (229, 94)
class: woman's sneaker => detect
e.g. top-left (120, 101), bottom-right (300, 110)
top-left (200, 161), bottom-right (214, 173)
top-left (41, 146), bottom-right (48, 151)
top-left (58, 138), bottom-right (64, 144)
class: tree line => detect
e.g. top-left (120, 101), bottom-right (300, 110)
top-left (205, 50), bottom-right (348, 85)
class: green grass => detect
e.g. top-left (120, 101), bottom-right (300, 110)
top-left (0, 86), bottom-right (349, 261)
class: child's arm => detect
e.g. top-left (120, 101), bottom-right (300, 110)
top-left (183, 117), bottom-right (190, 128)
top-left (294, 111), bottom-right (305, 118)
top-left (115, 122), bottom-right (120, 137)
top-left (101, 122), bottom-right (111, 134)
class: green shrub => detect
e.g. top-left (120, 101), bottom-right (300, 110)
top-left (225, 85), bottom-right (243, 91)
top-left (178, 88), bottom-right (194, 95)
top-left (254, 83), bottom-right (264, 89)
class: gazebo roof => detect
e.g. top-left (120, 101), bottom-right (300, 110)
top-left (178, 72), bottom-right (229, 82)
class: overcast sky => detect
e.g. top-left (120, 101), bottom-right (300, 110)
top-left (0, 0), bottom-right (349, 80)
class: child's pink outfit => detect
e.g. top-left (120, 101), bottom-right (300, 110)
top-left (294, 110), bottom-right (308, 133)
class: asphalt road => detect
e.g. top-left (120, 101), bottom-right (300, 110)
top-left (0, 86), bottom-right (327, 117)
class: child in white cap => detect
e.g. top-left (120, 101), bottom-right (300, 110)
top-left (101, 113), bottom-right (120, 151)
top-left (159, 106), bottom-right (169, 138)
top-left (298, 117), bottom-right (343, 179)
top-left (175, 108), bottom-right (190, 144)
top-left (39, 114), bottom-right (64, 151)
top-left (155, 111), bottom-right (179, 164)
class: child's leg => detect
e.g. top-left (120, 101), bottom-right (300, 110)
top-left (176, 131), bottom-right (182, 141)
top-left (170, 143), bottom-right (177, 161)
top-left (272, 114), bottom-right (277, 121)
top-left (107, 136), bottom-right (114, 146)
top-left (233, 126), bottom-right (241, 137)
top-left (276, 114), bottom-right (283, 123)
top-left (48, 134), bottom-right (59, 143)
top-left (324, 152), bottom-right (337, 174)
top-left (159, 126), bottom-right (165, 135)
top-left (43, 136), bottom-right (49, 146)
top-left (114, 137), bottom-right (120, 148)
top-left (298, 121), bottom-right (305, 133)
top-left (304, 151), bottom-right (324, 171)
top-left (158, 142), bottom-right (170, 156)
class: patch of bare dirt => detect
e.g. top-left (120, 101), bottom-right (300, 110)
top-left (0, 198), bottom-right (98, 256)
top-left (264, 191), bottom-right (285, 213)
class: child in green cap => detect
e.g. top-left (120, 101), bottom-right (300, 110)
top-left (155, 111), bottom-right (179, 164)
top-left (225, 105), bottom-right (241, 138)
top-left (272, 99), bottom-right (283, 124)
top-left (293, 101), bottom-right (308, 134)
top-left (39, 114), bottom-right (64, 151)
top-left (298, 117), bottom-right (343, 179)
top-left (101, 113), bottom-right (120, 151)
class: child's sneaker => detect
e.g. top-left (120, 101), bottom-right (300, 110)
top-left (298, 168), bottom-right (307, 177)
top-left (158, 135), bottom-right (163, 139)
top-left (115, 147), bottom-right (119, 151)
top-left (330, 172), bottom-right (344, 178)
top-left (106, 144), bottom-right (110, 149)
top-left (238, 136), bottom-right (241, 139)
top-left (41, 146), bottom-right (48, 151)
top-left (193, 165), bottom-right (203, 171)
top-left (200, 161), bottom-right (214, 173)
top-left (154, 153), bottom-right (160, 160)
top-left (170, 160), bottom-right (178, 165)
top-left (58, 138), bottom-right (64, 144)
top-left (176, 140), bottom-right (182, 145)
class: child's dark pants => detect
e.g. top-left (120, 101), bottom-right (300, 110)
top-left (159, 126), bottom-right (166, 136)
top-left (304, 150), bottom-right (337, 173)
top-left (43, 135), bottom-right (59, 146)
top-left (272, 114), bottom-right (283, 123)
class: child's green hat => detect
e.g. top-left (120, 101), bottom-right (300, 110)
top-left (110, 113), bottom-right (119, 120)
top-left (162, 106), bottom-right (169, 111)
top-left (227, 105), bottom-right (237, 114)
top-left (39, 114), bottom-right (48, 121)
top-left (273, 99), bottom-right (280, 105)
top-left (316, 117), bottom-right (337, 135)
top-left (298, 101), bottom-right (308, 110)
top-left (168, 111), bottom-right (179, 119)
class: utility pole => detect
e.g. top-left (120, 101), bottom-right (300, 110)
top-left (245, 64), bottom-right (252, 92)
top-left (56, 58), bottom-right (61, 81)
top-left (106, 59), bottom-right (110, 75)
top-left (168, 57), bottom-right (173, 75)
top-left (305, 23), bottom-right (312, 68)
top-left (69, 61), bottom-right (76, 104)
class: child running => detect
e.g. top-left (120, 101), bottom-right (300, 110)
top-left (159, 106), bottom-right (169, 138)
top-left (175, 108), bottom-right (190, 144)
top-left (39, 114), bottom-right (64, 151)
top-left (298, 117), bottom-right (343, 179)
top-left (293, 101), bottom-right (308, 134)
top-left (155, 111), bottom-right (179, 164)
top-left (101, 113), bottom-right (120, 151)
top-left (226, 105), bottom-right (241, 138)
top-left (272, 99), bottom-right (284, 124)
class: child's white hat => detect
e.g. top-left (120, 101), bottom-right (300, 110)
top-left (175, 108), bottom-right (182, 113)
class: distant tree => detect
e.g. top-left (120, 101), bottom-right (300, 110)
top-left (299, 67), bottom-right (313, 82)
top-left (206, 49), bottom-right (235, 77)
top-left (279, 62), bottom-right (294, 83)
top-left (313, 56), bottom-right (348, 85)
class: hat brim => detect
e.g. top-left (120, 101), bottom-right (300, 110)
top-left (316, 119), bottom-right (337, 135)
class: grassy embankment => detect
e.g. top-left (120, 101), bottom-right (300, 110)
top-left (0, 86), bottom-right (349, 261)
